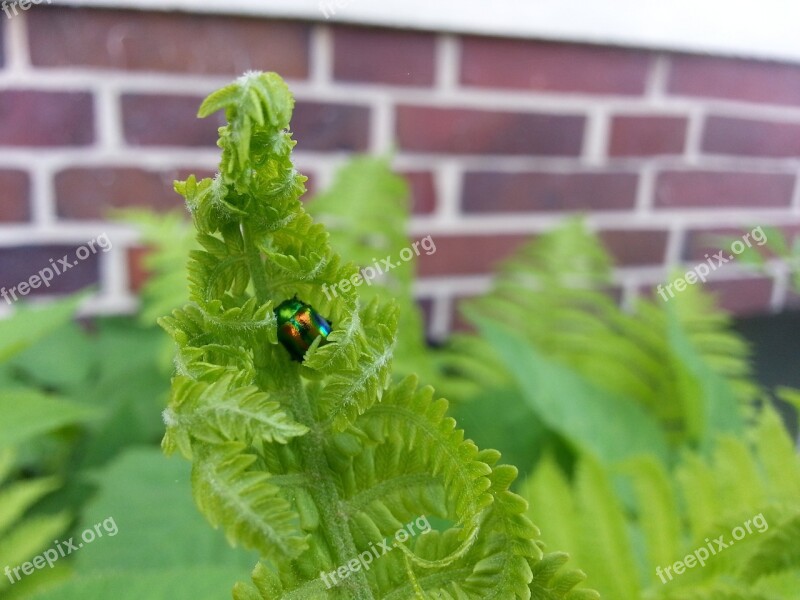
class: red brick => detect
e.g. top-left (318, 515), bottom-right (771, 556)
top-left (55, 167), bottom-right (196, 219)
top-left (400, 171), bottom-right (437, 215)
top-left (0, 90), bottom-right (93, 146)
top-left (0, 245), bottom-right (100, 298)
top-left (292, 101), bottom-right (371, 152)
top-left (704, 277), bottom-right (774, 315)
top-left (461, 37), bottom-right (651, 95)
top-left (462, 171), bottom-right (638, 213)
top-left (396, 105), bottom-right (584, 156)
top-left (703, 116), bottom-right (800, 158)
top-left (417, 230), bottom-right (664, 277)
top-left (127, 246), bottom-right (151, 294)
top-left (122, 94), bottom-right (222, 147)
top-left (654, 171), bottom-right (795, 209)
top-left (609, 115), bottom-right (688, 157)
top-left (417, 234), bottom-right (531, 277)
top-left (29, 8), bottom-right (310, 77)
top-left (0, 170), bottom-right (30, 222)
top-left (333, 26), bottom-right (435, 86)
top-left (646, 276), bottom-right (773, 314)
top-left (599, 229), bottom-right (668, 266)
top-left (682, 225), bottom-right (791, 262)
top-left (668, 55), bottom-right (800, 106)
top-left (451, 284), bottom-right (624, 335)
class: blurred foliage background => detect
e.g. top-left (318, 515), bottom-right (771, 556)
top-left (1, 157), bottom-right (799, 600)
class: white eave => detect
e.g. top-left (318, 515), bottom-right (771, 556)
top-left (54, 0), bottom-right (800, 64)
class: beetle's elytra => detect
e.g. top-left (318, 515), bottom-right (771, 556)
top-left (274, 297), bottom-right (332, 361)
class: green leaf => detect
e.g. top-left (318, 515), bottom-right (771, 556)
top-left (738, 511), bottom-right (800, 581)
top-left (8, 323), bottom-right (93, 390)
top-left (573, 457), bottom-right (639, 599)
top-left (163, 375), bottom-right (308, 457)
top-left (663, 296), bottom-right (745, 447)
top-left (191, 443), bottom-right (308, 562)
top-left (476, 318), bottom-right (670, 466)
top-left (0, 296), bottom-right (81, 363)
top-left (452, 385), bottom-right (550, 478)
top-left (0, 512), bottom-right (72, 590)
top-left (522, 454), bottom-right (581, 565)
top-left (0, 476), bottom-right (61, 537)
top-left (0, 391), bottom-right (97, 448)
top-left (164, 71), bottom-right (597, 600)
top-left (74, 447), bottom-right (257, 572)
top-left (23, 567), bottom-right (254, 600)
top-left (624, 456), bottom-right (681, 575)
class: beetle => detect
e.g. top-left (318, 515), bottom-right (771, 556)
top-left (274, 297), bottom-right (332, 362)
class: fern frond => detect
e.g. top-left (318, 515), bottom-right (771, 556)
top-left (317, 299), bottom-right (398, 431)
top-left (520, 402), bottom-right (800, 600)
top-left (352, 376), bottom-right (493, 554)
top-left (738, 511), bottom-right (800, 582)
top-left (116, 209), bottom-right (196, 323)
top-left (624, 456), bottom-right (682, 575)
top-left (0, 476), bottom-right (61, 537)
top-left (306, 157), bottom-right (435, 383)
top-left (163, 71), bottom-right (594, 600)
top-left (441, 218), bottom-right (757, 449)
top-left (530, 552), bottom-right (600, 600)
top-left (191, 442), bottom-right (308, 561)
top-left (199, 72), bottom-right (295, 192)
top-left (162, 375), bottom-right (307, 458)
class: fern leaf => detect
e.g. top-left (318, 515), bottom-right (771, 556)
top-left (163, 375), bottom-right (307, 458)
top-left (624, 456), bottom-right (682, 577)
top-left (0, 476), bottom-right (61, 537)
top-left (164, 71), bottom-right (596, 600)
top-left (191, 442), bottom-right (308, 561)
top-left (0, 512), bottom-right (72, 588)
top-left (573, 458), bottom-right (639, 600)
top-left (738, 511), bottom-right (800, 581)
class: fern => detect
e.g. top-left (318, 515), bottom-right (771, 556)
top-left (306, 157), bottom-right (436, 384)
top-left (443, 220), bottom-right (800, 598)
top-left (0, 447), bottom-right (73, 596)
top-left (160, 71), bottom-right (595, 599)
top-left (0, 299), bottom-right (97, 595)
top-left (521, 403), bottom-right (800, 600)
top-left (441, 219), bottom-right (757, 449)
top-left (122, 156), bottom-right (440, 387)
top-left (117, 209), bottom-right (198, 325)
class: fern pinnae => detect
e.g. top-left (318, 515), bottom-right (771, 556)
top-left (161, 71), bottom-right (594, 599)
top-left (192, 442), bottom-right (308, 560)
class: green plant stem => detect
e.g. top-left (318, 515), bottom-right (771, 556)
top-left (242, 221), bottom-right (374, 599)
top-left (242, 222), bottom-right (270, 304)
top-left (293, 384), bottom-right (375, 600)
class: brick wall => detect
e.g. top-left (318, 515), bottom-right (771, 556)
top-left (2, 6), bottom-right (800, 337)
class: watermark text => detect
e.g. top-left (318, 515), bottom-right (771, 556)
top-left (5, 516), bottom-right (118, 585)
top-left (657, 226), bottom-right (767, 302)
top-left (2, 0), bottom-right (52, 20)
top-left (320, 515), bottom-right (431, 589)
top-left (656, 512), bottom-right (768, 583)
top-left (322, 235), bottom-right (436, 300)
top-left (1, 232), bottom-right (112, 305)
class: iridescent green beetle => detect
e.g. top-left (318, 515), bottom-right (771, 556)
top-left (274, 297), bottom-right (332, 362)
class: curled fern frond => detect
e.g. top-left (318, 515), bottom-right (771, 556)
top-left (161, 71), bottom-right (595, 600)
